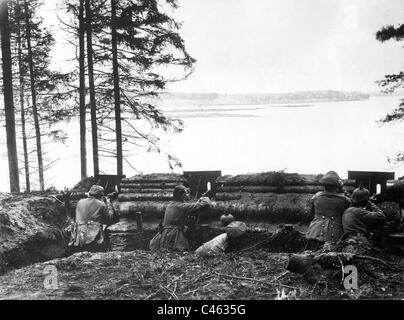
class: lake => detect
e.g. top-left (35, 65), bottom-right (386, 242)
top-left (1, 95), bottom-right (404, 192)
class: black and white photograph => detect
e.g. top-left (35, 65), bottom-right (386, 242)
top-left (0, 0), bottom-right (403, 305)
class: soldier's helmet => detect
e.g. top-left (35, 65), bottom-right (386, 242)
top-left (351, 186), bottom-right (370, 205)
top-left (88, 185), bottom-right (105, 197)
top-left (173, 185), bottom-right (189, 201)
top-left (319, 171), bottom-right (341, 186)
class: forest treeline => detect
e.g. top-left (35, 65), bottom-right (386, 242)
top-left (0, 0), bottom-right (194, 193)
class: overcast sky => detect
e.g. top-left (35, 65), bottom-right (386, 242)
top-left (45, 0), bottom-right (404, 94)
top-left (168, 0), bottom-right (404, 93)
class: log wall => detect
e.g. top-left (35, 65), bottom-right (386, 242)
top-left (211, 172), bottom-right (355, 222)
top-left (114, 171), bottom-right (356, 223)
top-left (116, 173), bottom-right (187, 219)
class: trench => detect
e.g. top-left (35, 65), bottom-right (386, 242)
top-left (0, 205), bottom-right (310, 277)
top-left (0, 231), bottom-right (67, 275)
top-left (104, 217), bottom-right (311, 253)
top-left (0, 195), bottom-right (70, 276)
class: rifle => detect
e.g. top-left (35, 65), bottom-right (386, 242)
top-left (194, 187), bottom-right (212, 227)
top-left (106, 185), bottom-right (119, 201)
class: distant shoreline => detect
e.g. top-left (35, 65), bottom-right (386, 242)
top-left (154, 90), bottom-right (370, 109)
top-left (164, 103), bottom-right (313, 113)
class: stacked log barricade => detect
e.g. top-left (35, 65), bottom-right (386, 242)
top-left (114, 173), bottom-right (186, 219)
top-left (108, 171), bottom-right (359, 251)
top-left (211, 172), bottom-right (356, 222)
top-left (109, 173), bottom-right (187, 250)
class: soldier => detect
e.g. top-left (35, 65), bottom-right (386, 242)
top-left (69, 185), bottom-right (115, 252)
top-left (306, 171), bottom-right (351, 249)
top-left (149, 185), bottom-right (211, 251)
top-left (342, 186), bottom-right (385, 239)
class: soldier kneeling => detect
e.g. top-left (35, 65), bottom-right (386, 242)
top-left (341, 186), bottom-right (386, 254)
top-left (69, 185), bottom-right (115, 252)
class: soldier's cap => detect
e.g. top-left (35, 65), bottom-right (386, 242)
top-left (88, 185), bottom-right (105, 197)
top-left (173, 184), bottom-right (189, 198)
top-left (174, 184), bottom-right (187, 191)
top-left (319, 171), bottom-right (341, 186)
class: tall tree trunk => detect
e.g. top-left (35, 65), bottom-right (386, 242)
top-left (85, 0), bottom-right (99, 177)
top-left (16, 0), bottom-right (30, 192)
top-left (79, 0), bottom-right (87, 180)
top-left (24, 0), bottom-right (44, 191)
top-left (0, 0), bottom-right (20, 193)
top-left (111, 0), bottom-right (123, 176)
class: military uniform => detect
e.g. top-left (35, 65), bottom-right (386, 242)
top-left (340, 186), bottom-right (385, 254)
top-left (342, 202), bottom-right (385, 237)
top-left (305, 171), bottom-right (350, 244)
top-left (306, 191), bottom-right (351, 242)
top-left (149, 197), bottom-right (211, 251)
top-left (69, 186), bottom-right (114, 251)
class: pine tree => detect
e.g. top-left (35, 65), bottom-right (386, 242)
top-left (111, 0), bottom-right (122, 176)
top-left (62, 0), bottom-right (195, 174)
top-left (87, 0), bottom-right (194, 172)
top-left (0, 0), bottom-right (20, 193)
top-left (14, 0), bottom-right (30, 192)
top-left (24, 0), bottom-right (45, 191)
top-left (376, 23), bottom-right (404, 123)
top-left (78, 0), bottom-right (87, 180)
top-left (376, 22), bottom-right (404, 163)
top-left (7, 0), bottom-right (75, 191)
top-left (85, 0), bottom-right (100, 177)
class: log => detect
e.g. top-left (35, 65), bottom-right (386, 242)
top-left (218, 186), bottom-right (279, 193)
top-left (386, 180), bottom-right (404, 187)
top-left (117, 193), bottom-right (173, 201)
top-left (114, 201), bottom-right (168, 218)
top-left (115, 194), bottom-right (313, 222)
top-left (211, 194), bottom-right (313, 221)
top-left (120, 188), bottom-right (174, 194)
top-left (215, 192), bottom-right (242, 201)
top-left (121, 173), bottom-right (186, 183)
top-left (119, 182), bottom-right (179, 189)
top-left (217, 172), bottom-right (355, 187)
top-left (217, 185), bottom-right (354, 194)
top-left (287, 251), bottom-right (400, 278)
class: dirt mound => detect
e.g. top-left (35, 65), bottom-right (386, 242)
top-left (217, 171), bottom-right (325, 186)
top-left (0, 247), bottom-right (402, 300)
top-left (0, 193), bottom-right (69, 274)
top-left (122, 173), bottom-right (185, 183)
top-left (0, 250), bottom-right (289, 300)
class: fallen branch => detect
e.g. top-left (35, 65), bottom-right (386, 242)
top-left (214, 272), bottom-right (296, 289)
top-left (288, 251), bottom-right (404, 276)
top-left (49, 195), bottom-right (64, 205)
top-left (215, 272), bottom-right (264, 283)
top-left (143, 275), bottom-right (182, 300)
top-left (161, 284), bottom-right (178, 300)
top-left (355, 255), bottom-right (402, 271)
